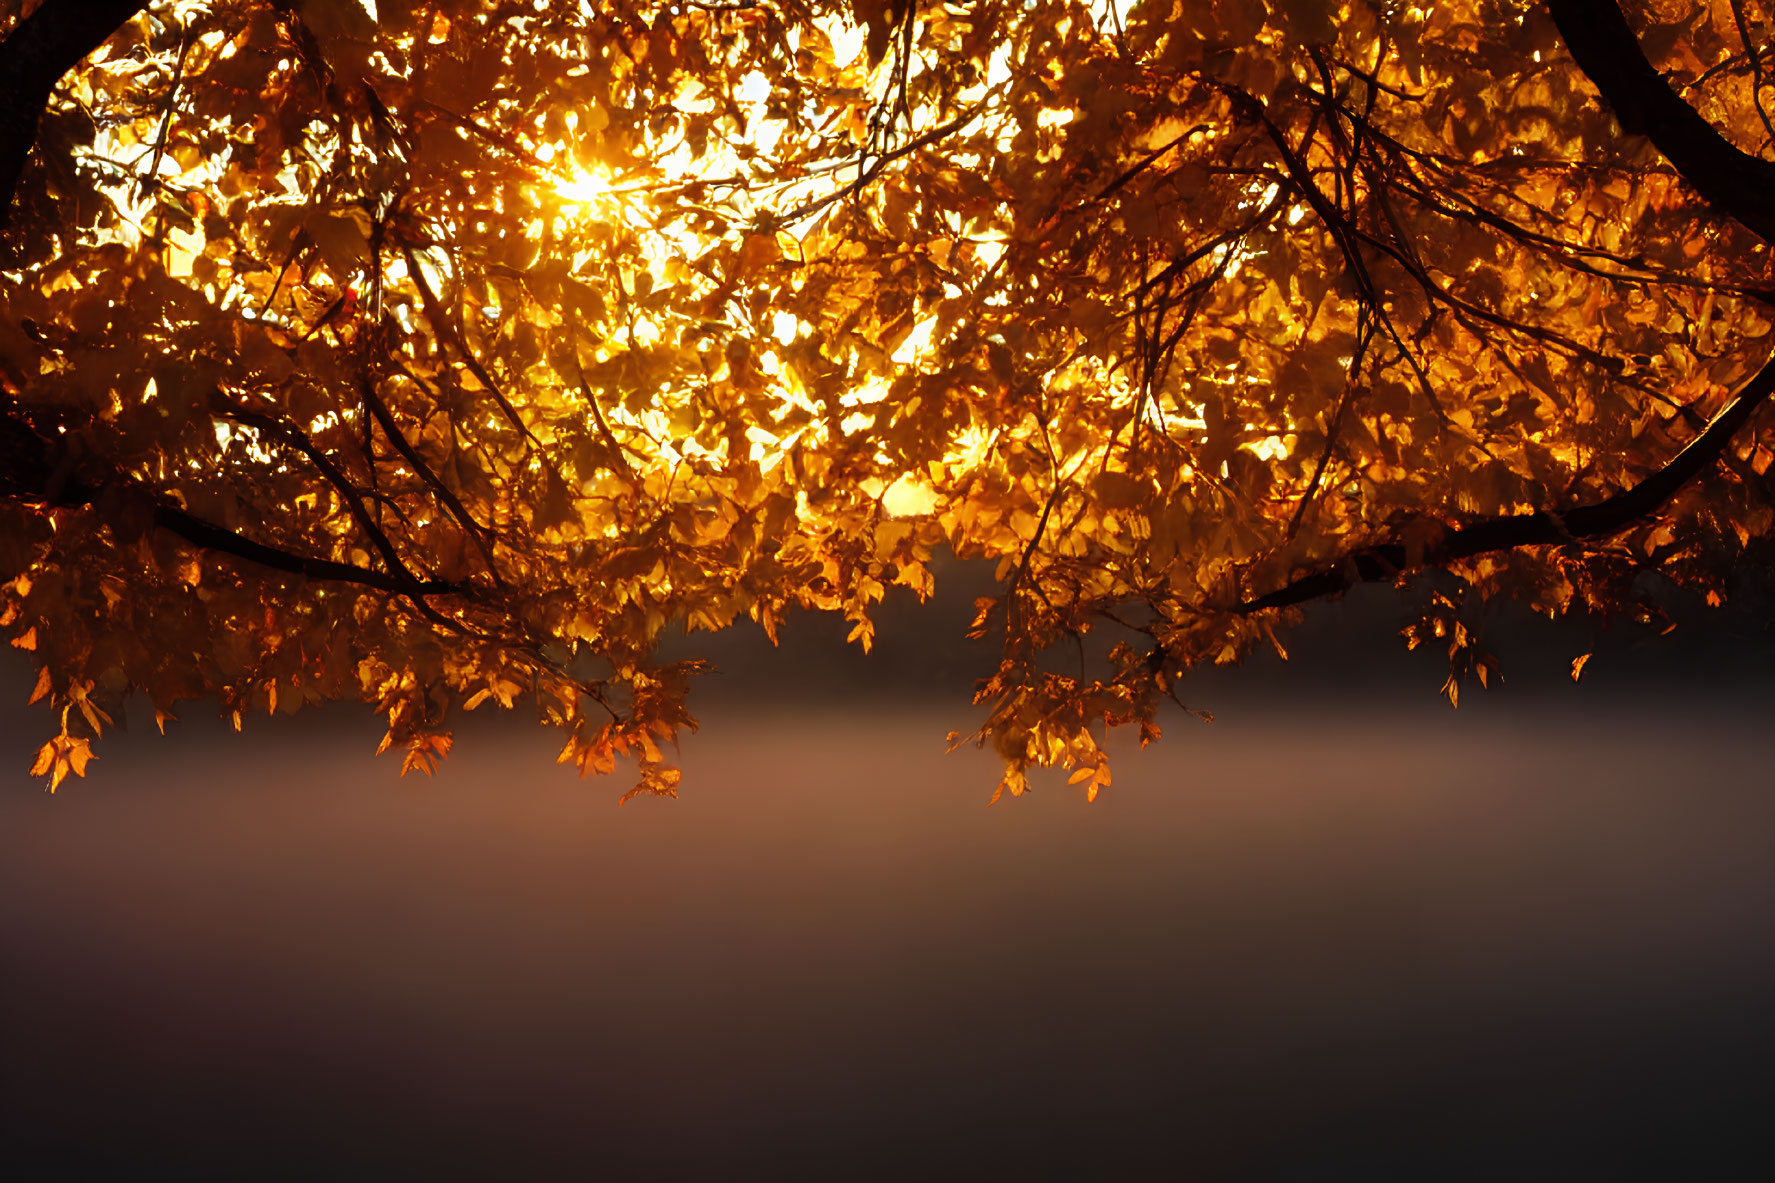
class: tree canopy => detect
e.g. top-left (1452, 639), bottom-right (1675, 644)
top-left (3, 0), bottom-right (1774, 799)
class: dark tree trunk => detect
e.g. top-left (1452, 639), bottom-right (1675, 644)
top-left (1547, 0), bottom-right (1775, 243)
top-left (0, 0), bottom-right (148, 226)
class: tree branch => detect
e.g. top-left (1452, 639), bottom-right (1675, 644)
top-left (773, 106), bottom-right (983, 228)
top-left (1, 394), bottom-right (465, 595)
top-left (396, 239), bottom-right (541, 447)
top-left (356, 372), bottom-right (505, 585)
top-left (1241, 349), bottom-right (1775, 612)
top-left (150, 499), bottom-right (463, 595)
top-left (1547, 0), bottom-right (1775, 243)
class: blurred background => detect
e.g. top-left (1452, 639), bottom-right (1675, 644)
top-left (4, 561), bottom-right (1774, 1179)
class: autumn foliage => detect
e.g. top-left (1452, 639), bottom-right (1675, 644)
top-left (3, 0), bottom-right (1774, 798)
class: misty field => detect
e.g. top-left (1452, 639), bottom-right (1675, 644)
top-left (5, 693), bottom-right (1773, 1178)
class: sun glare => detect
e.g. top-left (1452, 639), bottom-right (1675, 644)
top-left (77, 0), bottom-right (1214, 536)
top-left (554, 167), bottom-right (614, 208)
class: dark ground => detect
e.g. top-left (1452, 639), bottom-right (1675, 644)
top-left (3, 566), bottom-right (1773, 1180)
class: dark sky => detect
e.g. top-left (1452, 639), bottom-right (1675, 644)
top-left (4, 565), bottom-right (1775, 1178)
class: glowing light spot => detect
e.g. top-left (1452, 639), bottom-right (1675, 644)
top-left (882, 474), bottom-right (939, 518)
top-left (737, 71), bottom-right (772, 106)
top-left (1247, 434), bottom-right (1291, 461)
top-left (986, 43), bottom-right (1014, 89)
top-left (555, 166), bottom-right (613, 206)
top-left (891, 318), bottom-right (935, 364)
top-left (972, 237), bottom-right (1006, 268)
top-left (945, 424), bottom-right (997, 471)
top-left (841, 376), bottom-right (892, 408)
top-left (822, 20), bottom-right (867, 68)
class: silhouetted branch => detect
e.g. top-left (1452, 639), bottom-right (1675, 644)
top-left (0, 394), bottom-right (464, 596)
top-left (356, 373), bottom-right (505, 585)
top-left (396, 239), bottom-right (541, 447)
top-left (150, 499), bottom-right (464, 595)
top-left (1242, 349), bottom-right (1775, 612)
top-left (1548, 0), bottom-right (1775, 243)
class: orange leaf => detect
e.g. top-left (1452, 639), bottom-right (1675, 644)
top-left (28, 739), bottom-right (55, 779)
